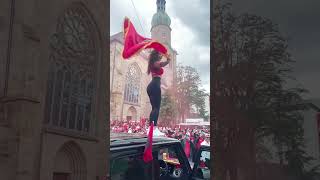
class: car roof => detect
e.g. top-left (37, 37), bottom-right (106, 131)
top-left (110, 133), bottom-right (179, 148)
top-left (201, 145), bottom-right (210, 148)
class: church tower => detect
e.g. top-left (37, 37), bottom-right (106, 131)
top-left (151, 0), bottom-right (177, 93)
top-left (151, 0), bottom-right (171, 46)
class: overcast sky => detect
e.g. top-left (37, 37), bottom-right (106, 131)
top-left (232, 0), bottom-right (320, 99)
top-left (110, 0), bottom-right (210, 93)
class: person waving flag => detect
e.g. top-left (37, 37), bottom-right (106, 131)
top-left (122, 17), bottom-right (172, 163)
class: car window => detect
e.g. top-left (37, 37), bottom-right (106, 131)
top-left (110, 154), bottom-right (152, 180)
top-left (156, 146), bottom-right (189, 180)
top-left (194, 150), bottom-right (210, 180)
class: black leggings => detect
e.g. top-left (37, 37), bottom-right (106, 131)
top-left (147, 77), bottom-right (161, 126)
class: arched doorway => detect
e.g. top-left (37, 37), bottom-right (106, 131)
top-left (53, 141), bottom-right (86, 180)
top-left (126, 106), bottom-right (137, 121)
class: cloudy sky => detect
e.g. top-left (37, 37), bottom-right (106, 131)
top-left (110, 0), bottom-right (210, 93)
top-left (231, 0), bottom-right (320, 99)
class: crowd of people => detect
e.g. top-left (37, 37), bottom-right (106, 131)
top-left (111, 119), bottom-right (148, 134)
top-left (111, 120), bottom-right (209, 140)
top-left (111, 119), bottom-right (210, 162)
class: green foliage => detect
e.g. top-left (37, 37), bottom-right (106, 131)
top-left (176, 65), bottom-right (208, 121)
top-left (160, 91), bottom-right (177, 125)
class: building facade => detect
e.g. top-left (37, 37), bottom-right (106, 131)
top-left (0, 0), bottom-right (108, 180)
top-left (303, 99), bottom-right (320, 170)
top-left (110, 0), bottom-right (177, 122)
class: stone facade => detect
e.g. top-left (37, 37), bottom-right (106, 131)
top-left (0, 0), bottom-right (108, 180)
top-left (151, 24), bottom-right (171, 46)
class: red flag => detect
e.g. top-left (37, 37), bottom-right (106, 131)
top-left (184, 140), bottom-right (190, 158)
top-left (196, 137), bottom-right (204, 150)
top-left (200, 161), bottom-right (206, 168)
top-left (143, 122), bottom-right (154, 163)
top-left (122, 17), bottom-right (169, 59)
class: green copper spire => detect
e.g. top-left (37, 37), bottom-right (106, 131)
top-left (151, 0), bottom-right (171, 29)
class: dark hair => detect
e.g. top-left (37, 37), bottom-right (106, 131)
top-left (147, 50), bottom-right (161, 74)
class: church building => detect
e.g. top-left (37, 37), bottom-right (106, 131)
top-left (110, 0), bottom-right (177, 122)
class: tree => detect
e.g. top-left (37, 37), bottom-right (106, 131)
top-left (194, 89), bottom-right (209, 121)
top-left (159, 90), bottom-right (177, 126)
top-left (212, 2), bottom-right (318, 180)
top-left (176, 65), bottom-right (208, 122)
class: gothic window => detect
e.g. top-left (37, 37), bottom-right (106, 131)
top-left (124, 63), bottom-right (141, 104)
top-left (44, 3), bottom-right (98, 134)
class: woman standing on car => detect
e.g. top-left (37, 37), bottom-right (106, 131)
top-left (147, 50), bottom-right (171, 136)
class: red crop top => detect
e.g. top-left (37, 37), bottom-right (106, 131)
top-left (151, 67), bottom-right (164, 77)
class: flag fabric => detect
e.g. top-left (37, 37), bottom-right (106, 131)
top-left (184, 140), bottom-right (191, 158)
top-left (143, 122), bottom-right (154, 163)
top-left (122, 17), bottom-right (169, 59)
top-left (196, 137), bottom-right (204, 150)
top-left (200, 161), bottom-right (206, 168)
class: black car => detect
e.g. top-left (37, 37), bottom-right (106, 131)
top-left (191, 145), bottom-right (210, 180)
top-left (109, 133), bottom-right (211, 180)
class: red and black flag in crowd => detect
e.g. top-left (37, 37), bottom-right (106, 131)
top-left (143, 122), bottom-right (154, 163)
top-left (122, 17), bottom-right (169, 59)
top-left (184, 140), bottom-right (191, 158)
